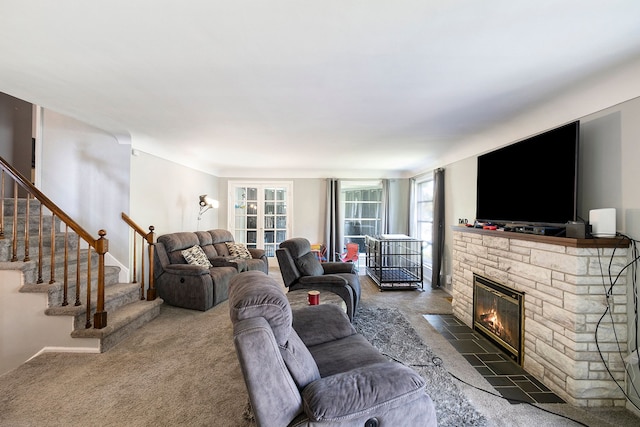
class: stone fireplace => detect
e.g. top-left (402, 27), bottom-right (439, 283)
top-left (452, 227), bottom-right (629, 407)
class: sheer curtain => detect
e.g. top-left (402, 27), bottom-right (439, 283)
top-left (431, 168), bottom-right (445, 288)
top-left (409, 178), bottom-right (416, 237)
top-left (324, 178), bottom-right (342, 262)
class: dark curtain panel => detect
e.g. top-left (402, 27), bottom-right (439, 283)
top-left (431, 168), bottom-right (445, 288)
top-left (324, 178), bottom-right (342, 262)
top-left (381, 179), bottom-right (390, 235)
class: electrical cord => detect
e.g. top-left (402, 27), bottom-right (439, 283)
top-left (617, 233), bottom-right (640, 372)
top-left (593, 234), bottom-right (640, 411)
top-left (381, 352), bottom-right (589, 426)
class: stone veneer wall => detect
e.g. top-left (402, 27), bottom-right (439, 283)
top-left (452, 229), bottom-right (629, 407)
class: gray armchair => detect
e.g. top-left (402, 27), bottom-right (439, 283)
top-left (276, 238), bottom-right (360, 321)
top-left (228, 270), bottom-right (437, 427)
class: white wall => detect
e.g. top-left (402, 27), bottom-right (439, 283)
top-left (0, 270), bottom-right (99, 376)
top-left (129, 150), bottom-right (220, 236)
top-left (40, 109), bottom-right (130, 263)
top-left (579, 112), bottom-right (623, 220)
top-left (388, 178), bottom-right (410, 235)
top-left (291, 179), bottom-right (326, 241)
top-left (442, 157), bottom-right (477, 293)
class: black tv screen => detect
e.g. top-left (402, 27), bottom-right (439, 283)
top-left (476, 121), bottom-right (579, 226)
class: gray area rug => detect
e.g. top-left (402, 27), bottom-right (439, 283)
top-left (354, 305), bottom-right (489, 427)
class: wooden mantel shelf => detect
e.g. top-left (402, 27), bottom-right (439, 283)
top-left (452, 226), bottom-right (629, 249)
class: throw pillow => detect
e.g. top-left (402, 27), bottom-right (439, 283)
top-left (181, 245), bottom-right (213, 268)
top-left (296, 252), bottom-right (324, 276)
top-left (225, 242), bottom-right (252, 259)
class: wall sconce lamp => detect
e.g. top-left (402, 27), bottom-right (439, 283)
top-left (198, 194), bottom-right (219, 220)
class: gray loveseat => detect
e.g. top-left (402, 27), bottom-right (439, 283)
top-left (154, 229), bottom-right (268, 311)
top-left (229, 270), bottom-right (437, 426)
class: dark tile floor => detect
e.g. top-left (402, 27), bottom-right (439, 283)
top-left (424, 313), bottom-right (565, 405)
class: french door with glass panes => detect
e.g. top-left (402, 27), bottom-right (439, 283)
top-left (228, 182), bottom-right (292, 257)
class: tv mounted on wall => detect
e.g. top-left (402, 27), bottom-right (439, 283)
top-left (476, 121), bottom-right (579, 227)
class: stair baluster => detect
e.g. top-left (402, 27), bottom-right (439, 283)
top-left (23, 194), bottom-right (30, 261)
top-left (11, 181), bottom-right (18, 261)
top-left (62, 224), bottom-right (69, 306)
top-left (49, 213), bottom-right (55, 284)
top-left (37, 203), bottom-right (44, 284)
top-left (85, 242), bottom-right (92, 328)
top-left (75, 240), bottom-right (81, 306)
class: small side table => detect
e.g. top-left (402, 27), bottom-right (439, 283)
top-left (286, 289), bottom-right (347, 313)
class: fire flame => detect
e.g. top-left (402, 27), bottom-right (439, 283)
top-left (480, 309), bottom-right (504, 337)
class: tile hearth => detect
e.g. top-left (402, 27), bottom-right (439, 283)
top-left (425, 314), bottom-right (565, 405)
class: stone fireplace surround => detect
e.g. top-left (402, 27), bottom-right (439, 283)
top-left (452, 227), bottom-right (629, 407)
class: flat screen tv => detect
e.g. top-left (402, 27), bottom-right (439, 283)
top-left (476, 121), bottom-right (579, 227)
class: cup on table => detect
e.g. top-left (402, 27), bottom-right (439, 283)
top-left (307, 290), bottom-right (320, 305)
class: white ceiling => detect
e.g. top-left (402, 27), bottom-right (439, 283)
top-left (1, 1), bottom-right (640, 178)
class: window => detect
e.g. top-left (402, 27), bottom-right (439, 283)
top-left (341, 180), bottom-right (382, 254)
top-left (414, 174), bottom-right (434, 272)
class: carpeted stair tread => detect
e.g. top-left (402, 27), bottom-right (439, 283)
top-left (0, 260), bottom-right (32, 271)
top-left (70, 298), bottom-right (164, 352)
top-left (0, 215), bottom-right (61, 234)
top-left (0, 234), bottom-right (80, 260)
top-left (19, 265), bottom-right (121, 294)
top-left (5, 250), bottom-right (113, 286)
top-left (44, 282), bottom-right (142, 316)
top-left (2, 197), bottom-right (42, 213)
top-left (11, 249), bottom-right (100, 270)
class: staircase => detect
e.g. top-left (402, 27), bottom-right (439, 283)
top-left (1, 197), bottom-right (162, 354)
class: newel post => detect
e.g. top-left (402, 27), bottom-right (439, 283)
top-left (146, 225), bottom-right (157, 301)
top-left (93, 229), bottom-right (109, 329)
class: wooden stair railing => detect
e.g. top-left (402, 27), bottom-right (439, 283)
top-left (0, 156), bottom-right (109, 329)
top-left (121, 213), bottom-right (156, 301)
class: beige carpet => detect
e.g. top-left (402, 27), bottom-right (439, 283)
top-left (0, 301), bottom-right (252, 427)
top-left (1, 268), bottom-right (639, 426)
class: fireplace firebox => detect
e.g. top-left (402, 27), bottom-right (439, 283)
top-left (473, 274), bottom-right (525, 365)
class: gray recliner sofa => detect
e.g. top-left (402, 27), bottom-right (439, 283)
top-left (154, 229), bottom-right (268, 311)
top-left (229, 270), bottom-right (437, 427)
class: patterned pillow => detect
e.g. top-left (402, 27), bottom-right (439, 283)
top-left (225, 242), bottom-right (252, 259)
top-left (181, 245), bottom-right (213, 268)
